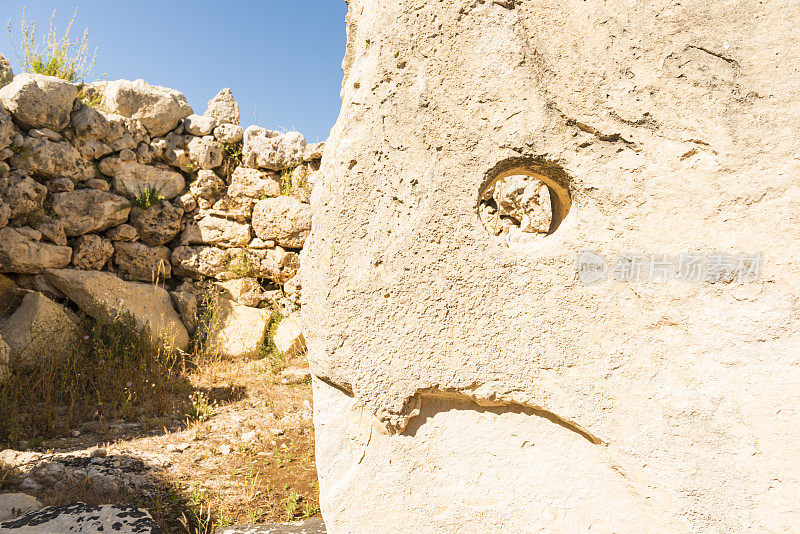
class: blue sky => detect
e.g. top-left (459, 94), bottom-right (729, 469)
top-left (1, 1), bottom-right (348, 142)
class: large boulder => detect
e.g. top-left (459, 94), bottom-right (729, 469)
top-left (51, 189), bottom-right (131, 236)
top-left (215, 277), bottom-right (268, 307)
top-left (205, 88), bottom-right (239, 125)
top-left (93, 79), bottom-right (193, 137)
top-left (303, 1), bottom-right (800, 532)
top-left (243, 127), bottom-right (306, 171)
top-left (100, 155), bottom-right (186, 200)
top-left (183, 113), bottom-right (217, 136)
top-left (9, 137), bottom-right (94, 181)
top-left (252, 196), bottom-right (311, 248)
top-left (44, 269), bottom-right (189, 351)
top-left (0, 503), bottom-right (161, 533)
top-left (129, 201), bottom-right (183, 245)
top-left (113, 241), bottom-right (172, 282)
top-left (0, 291), bottom-right (80, 367)
top-left (0, 227), bottom-right (72, 273)
top-left (205, 296), bottom-right (270, 358)
top-left (170, 245), bottom-right (232, 279)
top-left (0, 493), bottom-right (42, 522)
top-left (187, 136), bottom-right (224, 170)
top-left (0, 73), bottom-right (76, 131)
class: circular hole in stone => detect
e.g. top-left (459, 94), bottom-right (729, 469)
top-left (478, 160), bottom-right (571, 244)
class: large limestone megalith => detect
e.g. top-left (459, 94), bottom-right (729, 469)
top-left (302, 1), bottom-right (800, 532)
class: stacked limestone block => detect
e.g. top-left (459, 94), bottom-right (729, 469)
top-left (0, 71), bottom-right (321, 364)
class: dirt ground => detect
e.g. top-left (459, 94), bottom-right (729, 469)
top-left (0, 356), bottom-right (319, 533)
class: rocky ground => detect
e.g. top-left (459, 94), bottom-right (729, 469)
top-left (0, 356), bottom-right (319, 533)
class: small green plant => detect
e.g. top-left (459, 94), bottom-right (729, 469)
top-left (279, 167), bottom-right (295, 195)
top-left (245, 507), bottom-right (265, 523)
top-left (7, 7), bottom-right (97, 82)
top-left (257, 309), bottom-right (285, 373)
top-left (125, 183), bottom-right (165, 209)
top-left (283, 491), bottom-right (301, 520)
top-left (79, 88), bottom-right (104, 108)
top-left (223, 249), bottom-right (258, 278)
top-left (302, 502), bottom-right (321, 519)
top-left (222, 142), bottom-right (243, 182)
top-left (185, 391), bottom-right (215, 423)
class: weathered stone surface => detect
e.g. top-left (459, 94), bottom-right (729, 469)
top-left (34, 216), bottom-right (67, 246)
top-left (0, 493), bottom-right (41, 522)
top-left (217, 517), bottom-right (326, 534)
top-left (213, 123), bottom-right (244, 145)
top-left (248, 247), bottom-right (299, 284)
top-left (303, 1), bottom-right (800, 532)
top-left (113, 241), bottom-right (172, 282)
top-left (70, 103), bottom-right (148, 151)
top-left (215, 277), bottom-right (268, 307)
top-left (205, 296), bottom-right (269, 358)
top-left (0, 503), bottom-right (161, 533)
top-left (252, 196), bottom-right (311, 248)
top-left (170, 281), bottom-right (198, 334)
top-left (0, 54), bottom-right (12, 88)
top-left (0, 227), bottom-right (72, 273)
top-left (0, 291), bottom-right (80, 367)
top-left (105, 223), bottom-right (138, 242)
top-left (243, 127), bottom-right (306, 171)
top-left (183, 114), bottom-right (217, 136)
top-left (0, 104), bottom-right (15, 151)
top-left (228, 167), bottom-right (280, 200)
top-left (51, 189), bottom-right (131, 236)
top-left (171, 245), bottom-right (231, 279)
top-left (0, 274), bottom-right (23, 317)
top-left (205, 88), bottom-right (239, 125)
top-left (187, 136), bottom-right (224, 170)
top-left (129, 201), bottom-right (183, 246)
top-left (72, 234), bottom-right (114, 271)
top-left (273, 316), bottom-right (305, 359)
top-left (9, 137), bottom-right (94, 181)
top-left (189, 170), bottom-right (226, 206)
top-left (0, 73), bottom-right (77, 131)
top-left (44, 269), bottom-right (189, 351)
top-left (100, 155), bottom-right (186, 200)
top-left (93, 78), bottom-right (193, 137)
top-left (0, 175), bottom-right (47, 219)
top-left (183, 215), bottom-right (251, 247)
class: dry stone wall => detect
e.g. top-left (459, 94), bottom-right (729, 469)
top-left (0, 71), bottom-right (320, 365)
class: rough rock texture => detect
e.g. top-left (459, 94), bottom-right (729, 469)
top-left (51, 190), bottom-right (131, 236)
top-left (44, 269), bottom-right (188, 351)
top-left (95, 78), bottom-right (193, 137)
top-left (0, 503), bottom-right (162, 533)
top-left (9, 137), bottom-right (94, 181)
top-left (72, 234), bottom-right (114, 271)
top-left (0, 493), bottom-right (42, 522)
top-left (129, 202), bottom-right (183, 246)
top-left (252, 197), bottom-right (311, 249)
top-left (303, 1), bottom-right (800, 532)
top-left (273, 316), bottom-right (305, 360)
top-left (205, 296), bottom-right (269, 358)
top-left (215, 277), bottom-right (268, 307)
top-left (0, 292), bottom-right (80, 367)
top-left (0, 333), bottom-right (10, 380)
top-left (100, 156), bottom-right (186, 200)
top-left (217, 517), bottom-right (325, 534)
top-left (0, 73), bottom-right (77, 131)
top-left (183, 114), bottom-right (217, 136)
top-left (113, 241), bottom-right (172, 282)
top-left (0, 227), bottom-right (72, 273)
top-left (243, 128), bottom-right (306, 171)
top-left (205, 88), bottom-right (239, 125)
top-left (228, 167), bottom-right (280, 201)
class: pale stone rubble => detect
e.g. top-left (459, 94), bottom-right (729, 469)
top-left (0, 72), bottom-right (318, 366)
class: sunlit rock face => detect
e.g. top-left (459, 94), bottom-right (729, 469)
top-left (302, 0), bottom-right (800, 532)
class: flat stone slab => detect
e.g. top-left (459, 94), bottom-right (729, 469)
top-left (0, 502), bottom-right (161, 532)
top-left (217, 517), bottom-right (325, 534)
